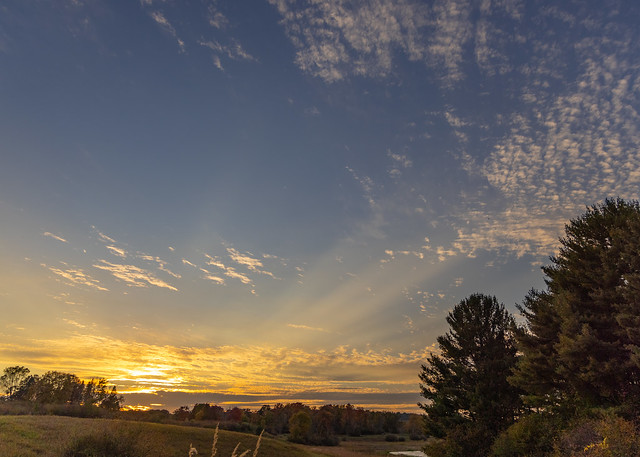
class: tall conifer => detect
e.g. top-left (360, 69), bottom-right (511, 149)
top-left (419, 294), bottom-right (521, 457)
top-left (514, 199), bottom-right (640, 412)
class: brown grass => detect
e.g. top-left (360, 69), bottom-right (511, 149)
top-left (0, 415), bottom-right (316, 457)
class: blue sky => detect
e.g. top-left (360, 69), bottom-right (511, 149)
top-left (1, 0), bottom-right (640, 412)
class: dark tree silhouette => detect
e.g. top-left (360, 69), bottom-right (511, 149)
top-left (419, 294), bottom-right (521, 457)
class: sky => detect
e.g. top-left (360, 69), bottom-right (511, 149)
top-left (1, 0), bottom-right (640, 413)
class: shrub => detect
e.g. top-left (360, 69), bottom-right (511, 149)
top-left (552, 414), bottom-right (640, 457)
top-left (385, 434), bottom-right (399, 442)
top-left (63, 430), bottom-right (139, 457)
top-left (491, 413), bottom-right (561, 457)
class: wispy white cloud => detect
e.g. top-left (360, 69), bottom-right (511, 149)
top-left (43, 232), bottom-right (68, 243)
top-left (45, 263), bottom-right (108, 291)
top-left (205, 254), bottom-right (252, 285)
top-left (182, 259), bottom-right (197, 268)
top-left (62, 318), bottom-right (87, 329)
top-left (287, 323), bottom-right (332, 333)
top-left (137, 253), bottom-right (181, 279)
top-left (207, 3), bottom-right (229, 29)
top-left (346, 166), bottom-right (376, 209)
top-left (106, 245), bottom-right (127, 258)
top-left (203, 274), bottom-right (225, 285)
top-left (226, 248), bottom-right (263, 272)
top-left (199, 39), bottom-right (256, 71)
top-left (93, 227), bottom-right (116, 244)
top-left (149, 10), bottom-right (185, 53)
top-left (226, 247), bottom-right (277, 278)
top-left (93, 260), bottom-right (178, 291)
top-left (222, 266), bottom-right (252, 285)
top-left (380, 248), bottom-right (424, 264)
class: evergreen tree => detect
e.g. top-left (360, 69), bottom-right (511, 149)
top-left (509, 290), bottom-right (563, 409)
top-left (514, 199), bottom-right (640, 413)
top-left (419, 294), bottom-right (522, 457)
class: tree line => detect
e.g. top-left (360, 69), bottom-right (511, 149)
top-left (172, 402), bottom-right (424, 446)
top-left (0, 366), bottom-right (122, 411)
top-left (419, 199), bottom-right (640, 457)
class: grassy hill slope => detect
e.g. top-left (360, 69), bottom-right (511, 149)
top-left (0, 415), bottom-right (323, 457)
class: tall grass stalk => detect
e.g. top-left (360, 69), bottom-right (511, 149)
top-left (211, 424), bottom-right (218, 457)
top-left (190, 425), bottom-right (262, 457)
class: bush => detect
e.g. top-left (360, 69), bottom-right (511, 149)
top-left (385, 434), bottom-right (399, 442)
top-left (63, 431), bottom-right (139, 457)
top-left (552, 414), bottom-right (640, 457)
top-left (491, 413), bottom-right (561, 457)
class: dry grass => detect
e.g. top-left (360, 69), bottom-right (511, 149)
top-left (0, 415), bottom-right (316, 457)
top-left (191, 424), bottom-right (262, 457)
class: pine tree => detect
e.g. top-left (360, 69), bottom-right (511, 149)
top-left (509, 290), bottom-right (563, 409)
top-left (514, 199), bottom-right (640, 412)
top-left (419, 294), bottom-right (522, 457)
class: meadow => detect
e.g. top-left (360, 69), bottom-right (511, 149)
top-left (0, 415), bottom-right (309, 457)
top-left (0, 415), bottom-right (428, 457)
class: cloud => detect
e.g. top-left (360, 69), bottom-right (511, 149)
top-left (430, 4), bottom-right (640, 260)
top-left (149, 11), bottom-right (185, 53)
top-left (199, 39), bottom-right (256, 71)
top-left (62, 319), bottom-right (87, 329)
top-left (226, 248), bottom-right (263, 271)
top-left (204, 254), bottom-right (252, 285)
top-left (106, 245), bottom-right (127, 258)
top-left (222, 266), bottom-right (252, 285)
top-left (45, 263), bottom-right (108, 291)
top-left (0, 332), bottom-right (437, 406)
top-left (269, 0), bottom-right (429, 82)
top-left (43, 232), bottom-right (68, 243)
top-left (203, 273), bottom-right (225, 285)
top-left (346, 166), bottom-right (376, 209)
top-left (380, 248), bottom-right (425, 264)
top-left (93, 260), bottom-right (178, 291)
top-left (287, 324), bottom-right (332, 333)
top-left (137, 253), bottom-right (181, 279)
top-left (269, 0), bottom-right (522, 85)
top-left (182, 259), bottom-right (197, 268)
top-left (201, 249), bottom-right (285, 287)
top-left (387, 150), bottom-right (412, 168)
top-left (93, 227), bottom-right (116, 244)
top-left (226, 248), bottom-right (277, 278)
top-left (207, 4), bottom-right (229, 29)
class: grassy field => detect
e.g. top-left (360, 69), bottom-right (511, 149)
top-left (0, 415), bottom-right (428, 456)
top-left (0, 415), bottom-right (320, 457)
